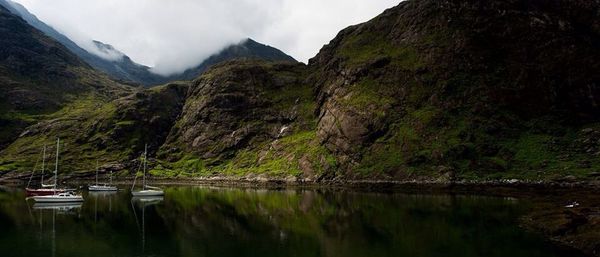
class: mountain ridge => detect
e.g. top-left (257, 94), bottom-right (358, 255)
top-left (159, 38), bottom-right (297, 82)
top-left (0, 0), bottom-right (598, 181)
top-left (0, 0), bottom-right (296, 86)
top-left (0, 3), bottom-right (134, 148)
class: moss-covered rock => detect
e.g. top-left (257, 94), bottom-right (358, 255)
top-left (308, 0), bottom-right (600, 180)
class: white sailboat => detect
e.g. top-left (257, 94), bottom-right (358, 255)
top-left (88, 161), bottom-right (118, 191)
top-left (131, 144), bottom-right (164, 197)
top-left (26, 145), bottom-right (66, 196)
top-left (32, 138), bottom-right (84, 203)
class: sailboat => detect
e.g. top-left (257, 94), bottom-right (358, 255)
top-left (88, 161), bottom-right (118, 191)
top-left (26, 145), bottom-right (66, 196)
top-left (32, 138), bottom-right (84, 203)
top-left (131, 144), bottom-right (164, 197)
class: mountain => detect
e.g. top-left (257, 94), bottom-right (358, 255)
top-left (83, 37), bottom-right (296, 86)
top-left (0, 0), bottom-right (295, 86)
top-left (1, 0), bottom-right (599, 181)
top-left (160, 39), bottom-right (297, 83)
top-left (308, 0), bottom-right (600, 180)
top-left (0, 0), bottom-right (155, 84)
top-left (83, 38), bottom-right (296, 86)
top-left (155, 0), bottom-right (599, 182)
top-left (0, 3), bottom-right (133, 162)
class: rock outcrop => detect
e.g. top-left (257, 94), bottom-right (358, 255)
top-left (309, 0), bottom-right (600, 179)
top-left (163, 61), bottom-right (305, 159)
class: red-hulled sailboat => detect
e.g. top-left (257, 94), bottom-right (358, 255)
top-left (25, 144), bottom-right (65, 196)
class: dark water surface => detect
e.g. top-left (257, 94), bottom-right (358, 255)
top-left (0, 186), bottom-right (581, 257)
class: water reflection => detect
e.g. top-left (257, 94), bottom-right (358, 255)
top-left (32, 202), bottom-right (82, 211)
top-left (0, 186), bottom-right (583, 257)
top-left (132, 196), bottom-right (164, 253)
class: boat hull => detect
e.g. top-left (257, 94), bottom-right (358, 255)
top-left (26, 188), bottom-right (65, 196)
top-left (131, 190), bottom-right (164, 197)
top-left (88, 185), bottom-right (118, 191)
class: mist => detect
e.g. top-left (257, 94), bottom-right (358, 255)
top-left (13, 0), bottom-right (399, 76)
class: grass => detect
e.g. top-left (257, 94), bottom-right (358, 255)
top-left (338, 31), bottom-right (424, 70)
top-left (341, 78), bottom-right (395, 118)
top-left (221, 130), bottom-right (336, 177)
top-left (511, 134), bottom-right (554, 166)
top-left (0, 94), bottom-right (128, 174)
top-left (151, 130), bottom-right (336, 179)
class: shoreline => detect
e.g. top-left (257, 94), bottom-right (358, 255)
top-left (3, 175), bottom-right (600, 199)
top-left (1, 176), bottom-right (598, 256)
top-left (2, 173), bottom-right (598, 198)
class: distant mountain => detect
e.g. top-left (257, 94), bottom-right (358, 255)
top-left (0, 0), bottom-right (160, 85)
top-left (0, 0), bottom-right (296, 86)
top-left (0, 4), bottom-right (133, 148)
top-left (160, 38), bottom-right (297, 83)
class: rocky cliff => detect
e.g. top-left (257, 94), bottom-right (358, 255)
top-left (308, 0), bottom-right (600, 181)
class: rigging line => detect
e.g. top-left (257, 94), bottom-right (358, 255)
top-left (131, 158), bottom-right (142, 191)
top-left (130, 199), bottom-right (141, 233)
top-left (26, 148), bottom-right (43, 188)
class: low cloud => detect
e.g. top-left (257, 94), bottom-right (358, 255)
top-left (13, 0), bottom-right (399, 76)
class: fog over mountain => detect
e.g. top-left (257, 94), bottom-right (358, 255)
top-left (12, 0), bottom-right (399, 76)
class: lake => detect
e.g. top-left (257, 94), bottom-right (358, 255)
top-left (0, 186), bottom-right (581, 257)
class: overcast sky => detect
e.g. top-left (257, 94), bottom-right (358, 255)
top-left (13, 0), bottom-right (399, 76)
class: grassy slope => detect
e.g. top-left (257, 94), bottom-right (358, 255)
top-left (0, 82), bottom-right (189, 176)
top-left (0, 4), bottom-right (136, 174)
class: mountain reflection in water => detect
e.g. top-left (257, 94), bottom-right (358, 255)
top-left (0, 186), bottom-right (582, 257)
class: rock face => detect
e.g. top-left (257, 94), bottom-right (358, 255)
top-left (89, 82), bottom-right (189, 156)
top-left (309, 0), bottom-right (600, 178)
top-left (162, 60), bottom-right (311, 161)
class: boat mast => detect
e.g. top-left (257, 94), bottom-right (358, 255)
top-left (41, 145), bottom-right (46, 185)
top-left (54, 138), bottom-right (59, 194)
top-left (143, 144), bottom-right (147, 189)
top-left (95, 160), bottom-right (99, 186)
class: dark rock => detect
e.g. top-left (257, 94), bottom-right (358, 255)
top-left (309, 0), bottom-right (600, 176)
top-left (588, 172), bottom-right (600, 178)
top-left (161, 60), bottom-right (307, 162)
top-left (578, 160), bottom-right (592, 169)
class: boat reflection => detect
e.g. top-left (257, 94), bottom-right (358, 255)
top-left (88, 190), bottom-right (118, 197)
top-left (32, 202), bottom-right (82, 212)
top-left (131, 195), bottom-right (163, 253)
top-left (132, 196), bottom-right (164, 205)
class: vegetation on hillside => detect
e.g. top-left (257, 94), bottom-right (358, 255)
top-left (1, 0), bottom-right (599, 183)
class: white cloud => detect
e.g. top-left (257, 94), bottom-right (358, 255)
top-left (12, 0), bottom-right (399, 76)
